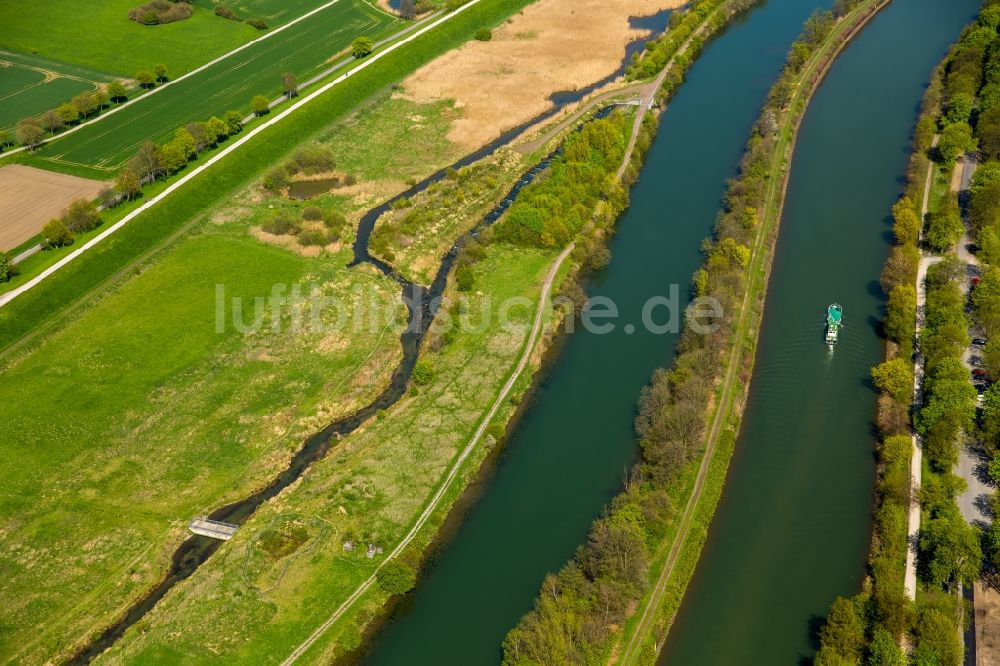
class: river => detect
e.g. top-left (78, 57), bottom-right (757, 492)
top-left (359, 0), bottom-right (833, 663)
top-left (658, 1), bottom-right (980, 664)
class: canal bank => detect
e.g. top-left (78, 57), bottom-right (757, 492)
top-left (358, 0), bottom-right (829, 663)
top-left (658, 1), bottom-right (982, 664)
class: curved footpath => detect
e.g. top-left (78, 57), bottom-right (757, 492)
top-left (905, 134), bottom-right (940, 601)
top-left (617, 1), bottom-right (890, 663)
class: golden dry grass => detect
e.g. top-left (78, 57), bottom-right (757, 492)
top-left (0, 164), bottom-right (108, 250)
top-left (402, 0), bottom-right (685, 149)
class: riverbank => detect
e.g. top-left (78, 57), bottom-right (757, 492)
top-left (615, 2), bottom-right (893, 662)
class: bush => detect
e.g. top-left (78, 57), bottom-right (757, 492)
top-left (302, 206), bottom-right (324, 221)
top-left (474, 28), bottom-right (492, 41)
top-left (288, 144), bottom-right (334, 174)
top-left (128, 0), bottom-right (192, 25)
top-left (296, 227), bottom-right (331, 246)
top-left (375, 561), bottom-right (416, 596)
top-left (215, 4), bottom-right (237, 20)
top-left (412, 359), bottom-right (435, 385)
top-left (261, 211), bottom-right (300, 235)
top-left (262, 167), bottom-right (289, 193)
top-left (41, 219), bottom-right (73, 249)
top-left (246, 18), bottom-right (268, 29)
top-left (0, 252), bottom-right (14, 283)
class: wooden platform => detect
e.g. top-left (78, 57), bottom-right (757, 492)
top-left (189, 517), bottom-right (238, 540)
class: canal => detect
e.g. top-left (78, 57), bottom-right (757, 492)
top-left (360, 0), bottom-right (828, 663)
top-left (658, 0), bottom-right (980, 664)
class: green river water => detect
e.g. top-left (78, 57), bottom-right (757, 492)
top-left (361, 1), bottom-right (980, 664)
top-left (660, 1), bottom-right (979, 664)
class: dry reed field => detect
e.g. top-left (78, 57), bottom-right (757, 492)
top-left (401, 0), bottom-right (685, 149)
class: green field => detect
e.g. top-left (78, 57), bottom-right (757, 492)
top-left (0, 0), bottom-right (527, 352)
top-left (24, 0), bottom-right (399, 173)
top-left (0, 51), bottom-right (116, 131)
top-left (96, 242), bottom-right (555, 665)
top-left (0, 0), bottom-right (288, 78)
top-left (0, 210), bottom-right (405, 663)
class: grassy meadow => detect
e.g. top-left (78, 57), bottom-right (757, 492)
top-left (0, 200), bottom-right (405, 662)
top-left (26, 0), bottom-right (400, 172)
top-left (0, 0), bottom-right (296, 78)
top-left (94, 242), bottom-right (560, 665)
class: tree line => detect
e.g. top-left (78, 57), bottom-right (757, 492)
top-left (3, 67), bottom-right (173, 152)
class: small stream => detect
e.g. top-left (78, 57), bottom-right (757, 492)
top-left (65, 13), bottom-right (660, 660)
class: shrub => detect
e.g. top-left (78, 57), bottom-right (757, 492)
top-left (288, 144), bottom-right (335, 174)
top-left (41, 219), bottom-right (73, 249)
top-left (128, 0), bottom-right (192, 25)
top-left (246, 18), bottom-right (268, 29)
top-left (412, 359), bottom-right (435, 385)
top-left (375, 561), bottom-right (416, 596)
top-left (0, 252), bottom-right (14, 283)
top-left (302, 206), bottom-right (324, 221)
top-left (262, 167), bottom-right (289, 193)
top-left (323, 210), bottom-right (347, 236)
top-left (215, 4), bottom-right (237, 19)
top-left (474, 28), bottom-right (492, 41)
top-left (296, 227), bottom-right (331, 246)
top-left (261, 211), bottom-right (300, 235)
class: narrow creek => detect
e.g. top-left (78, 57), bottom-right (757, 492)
top-left (357, 1), bottom-right (832, 663)
top-left (67, 11), bottom-right (668, 665)
top-left (658, 1), bottom-right (981, 664)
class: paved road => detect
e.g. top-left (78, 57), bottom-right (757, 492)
top-left (952, 154), bottom-right (994, 527)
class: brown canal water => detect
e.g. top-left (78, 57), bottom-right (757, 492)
top-left (658, 1), bottom-right (980, 664)
top-left (358, 0), bottom-right (836, 663)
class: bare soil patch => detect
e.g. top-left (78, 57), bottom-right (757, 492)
top-left (401, 0), bottom-right (685, 149)
top-left (0, 165), bottom-right (108, 251)
top-left (976, 581), bottom-right (1000, 666)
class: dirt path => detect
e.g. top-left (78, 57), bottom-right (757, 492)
top-left (616, 3), bottom-right (890, 663)
top-left (278, 242), bottom-right (574, 665)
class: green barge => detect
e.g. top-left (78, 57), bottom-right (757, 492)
top-left (826, 303), bottom-right (842, 345)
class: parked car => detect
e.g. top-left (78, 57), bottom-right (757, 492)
top-left (973, 338), bottom-right (988, 346)
top-left (973, 368), bottom-right (988, 378)
top-left (975, 383), bottom-right (989, 395)
top-left (972, 276), bottom-right (982, 286)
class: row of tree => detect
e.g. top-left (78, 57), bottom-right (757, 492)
top-left (112, 110), bottom-right (244, 201)
top-left (823, 6), bottom-right (1000, 664)
top-left (502, 4), bottom-right (844, 663)
top-left (3, 68), bottom-right (172, 151)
